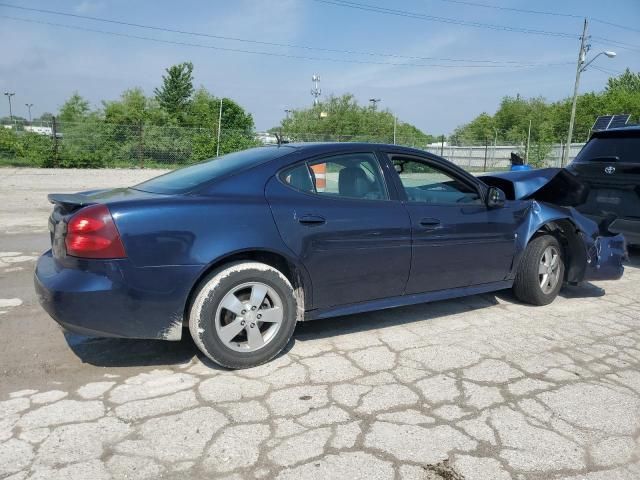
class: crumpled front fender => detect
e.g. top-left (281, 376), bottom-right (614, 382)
top-left (582, 233), bottom-right (626, 281)
top-left (510, 201), bottom-right (625, 283)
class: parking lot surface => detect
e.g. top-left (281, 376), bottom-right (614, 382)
top-left (1, 168), bottom-right (639, 480)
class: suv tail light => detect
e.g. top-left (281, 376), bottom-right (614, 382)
top-left (65, 204), bottom-right (126, 259)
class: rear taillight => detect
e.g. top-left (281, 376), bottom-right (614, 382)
top-left (65, 204), bottom-right (126, 259)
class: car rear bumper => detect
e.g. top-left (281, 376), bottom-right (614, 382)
top-left (34, 250), bottom-right (202, 340)
top-left (583, 234), bottom-right (626, 282)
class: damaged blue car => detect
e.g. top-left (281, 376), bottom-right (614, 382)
top-left (35, 143), bottom-right (626, 368)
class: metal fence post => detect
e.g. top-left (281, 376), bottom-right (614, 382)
top-left (483, 139), bottom-right (488, 172)
top-left (137, 121), bottom-right (144, 169)
top-left (52, 116), bottom-right (59, 168)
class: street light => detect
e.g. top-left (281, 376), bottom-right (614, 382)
top-left (284, 109), bottom-right (292, 120)
top-left (25, 103), bottom-right (34, 123)
top-left (562, 19), bottom-right (617, 166)
top-left (369, 98), bottom-right (381, 109)
top-left (4, 92), bottom-right (15, 122)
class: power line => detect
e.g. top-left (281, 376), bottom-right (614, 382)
top-left (591, 36), bottom-right (640, 52)
top-left (1, 15), bottom-right (573, 70)
top-left (433, 0), bottom-right (640, 34)
top-left (590, 65), bottom-right (624, 76)
top-left (592, 19), bottom-right (640, 35)
top-left (433, 0), bottom-right (580, 19)
top-left (0, 2), bottom-right (571, 66)
top-left (310, 0), bottom-right (578, 38)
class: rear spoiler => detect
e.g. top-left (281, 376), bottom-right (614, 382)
top-left (47, 193), bottom-right (95, 212)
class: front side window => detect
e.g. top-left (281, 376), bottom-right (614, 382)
top-left (282, 153), bottom-right (388, 201)
top-left (392, 157), bottom-right (481, 204)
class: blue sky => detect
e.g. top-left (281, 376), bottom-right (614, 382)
top-left (1, 0), bottom-right (639, 134)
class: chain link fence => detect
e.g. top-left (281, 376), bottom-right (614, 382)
top-left (1, 119), bottom-right (585, 171)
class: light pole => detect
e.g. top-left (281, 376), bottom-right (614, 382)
top-left (25, 103), bottom-right (34, 123)
top-left (4, 92), bottom-right (15, 122)
top-left (562, 18), bottom-right (616, 166)
top-left (369, 98), bottom-right (381, 109)
top-left (284, 109), bottom-right (292, 120)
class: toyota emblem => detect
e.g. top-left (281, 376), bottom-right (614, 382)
top-left (604, 166), bottom-right (616, 174)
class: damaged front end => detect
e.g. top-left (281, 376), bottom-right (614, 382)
top-left (569, 210), bottom-right (626, 282)
top-left (481, 168), bottom-right (626, 284)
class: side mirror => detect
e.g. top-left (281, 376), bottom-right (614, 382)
top-left (486, 187), bottom-right (506, 208)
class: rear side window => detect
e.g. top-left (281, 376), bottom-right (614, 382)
top-left (281, 153), bottom-right (388, 201)
top-left (133, 147), bottom-right (293, 194)
top-left (575, 137), bottom-right (640, 163)
top-left (282, 164), bottom-right (315, 193)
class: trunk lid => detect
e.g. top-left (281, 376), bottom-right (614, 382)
top-left (47, 188), bottom-right (171, 258)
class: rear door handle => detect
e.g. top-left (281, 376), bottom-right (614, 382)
top-left (419, 217), bottom-right (441, 229)
top-left (298, 214), bottom-right (326, 226)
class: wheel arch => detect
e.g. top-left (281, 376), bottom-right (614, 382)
top-left (183, 248), bottom-right (312, 327)
top-left (528, 218), bottom-right (587, 284)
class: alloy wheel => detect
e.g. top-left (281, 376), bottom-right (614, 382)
top-left (214, 282), bottom-right (284, 352)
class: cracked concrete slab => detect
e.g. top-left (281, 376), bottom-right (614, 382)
top-left (2, 169), bottom-right (640, 479)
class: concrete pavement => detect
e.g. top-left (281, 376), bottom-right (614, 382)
top-left (1, 168), bottom-right (639, 480)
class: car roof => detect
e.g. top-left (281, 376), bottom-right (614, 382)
top-left (281, 142), bottom-right (429, 156)
top-left (591, 125), bottom-right (640, 139)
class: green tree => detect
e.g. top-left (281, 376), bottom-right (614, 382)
top-left (189, 89), bottom-right (257, 159)
top-left (59, 93), bottom-right (90, 123)
top-left (606, 68), bottom-right (640, 93)
top-left (451, 112), bottom-right (495, 144)
top-left (154, 62), bottom-right (195, 120)
top-left (278, 94), bottom-right (434, 146)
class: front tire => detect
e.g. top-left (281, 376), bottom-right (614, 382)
top-left (513, 235), bottom-right (565, 306)
top-left (189, 261), bottom-right (297, 369)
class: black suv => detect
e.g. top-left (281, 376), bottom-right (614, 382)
top-left (567, 126), bottom-right (640, 246)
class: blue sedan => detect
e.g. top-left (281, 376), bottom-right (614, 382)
top-left (35, 143), bottom-right (626, 368)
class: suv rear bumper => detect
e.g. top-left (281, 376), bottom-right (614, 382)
top-left (585, 214), bottom-right (640, 246)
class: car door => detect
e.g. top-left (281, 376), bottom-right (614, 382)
top-left (265, 151), bottom-right (411, 310)
top-left (384, 153), bottom-right (519, 294)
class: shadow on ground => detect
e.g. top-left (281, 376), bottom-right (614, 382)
top-left (65, 333), bottom-right (198, 368)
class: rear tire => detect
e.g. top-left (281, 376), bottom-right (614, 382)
top-left (189, 261), bottom-right (297, 369)
top-left (513, 235), bottom-right (565, 306)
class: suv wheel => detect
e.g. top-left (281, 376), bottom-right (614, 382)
top-left (513, 235), bottom-right (565, 306)
top-left (189, 261), bottom-right (297, 369)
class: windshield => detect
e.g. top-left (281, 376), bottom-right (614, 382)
top-left (132, 146), bottom-right (294, 194)
top-left (574, 136), bottom-right (640, 164)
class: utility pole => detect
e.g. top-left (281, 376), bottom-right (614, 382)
top-left (563, 18), bottom-right (589, 167)
top-left (311, 75), bottom-right (322, 106)
top-left (216, 97), bottom-right (223, 157)
top-left (25, 103), bottom-right (33, 123)
top-left (4, 92), bottom-right (15, 123)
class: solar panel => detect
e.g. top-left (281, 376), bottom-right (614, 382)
top-left (592, 115), bottom-right (614, 131)
top-left (608, 114), bottom-right (631, 129)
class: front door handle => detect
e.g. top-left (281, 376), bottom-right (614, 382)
top-left (419, 217), bottom-right (441, 229)
top-left (298, 214), bottom-right (326, 226)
